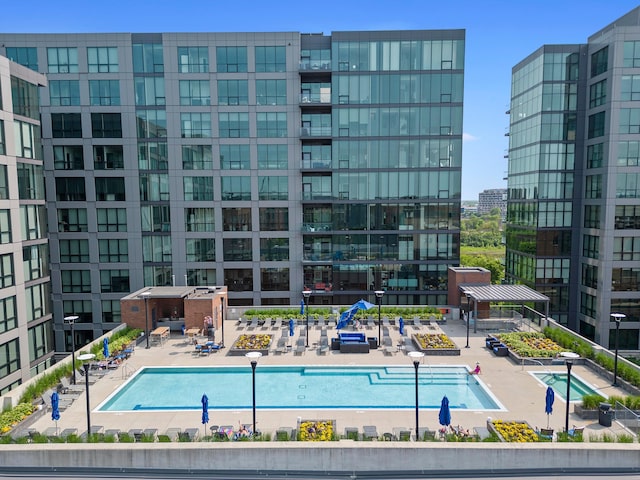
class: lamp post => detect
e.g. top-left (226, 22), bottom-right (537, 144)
top-left (245, 351), bottom-right (262, 436)
top-left (375, 290), bottom-right (384, 348)
top-left (64, 315), bottom-right (79, 384)
top-left (465, 291), bottom-right (474, 349)
top-left (77, 353), bottom-right (96, 438)
top-left (611, 313), bottom-right (626, 386)
top-left (408, 351), bottom-right (424, 440)
top-left (139, 291), bottom-right (151, 349)
top-left (220, 298), bottom-right (225, 348)
top-left (565, 360), bottom-right (573, 434)
top-left (302, 290), bottom-right (311, 348)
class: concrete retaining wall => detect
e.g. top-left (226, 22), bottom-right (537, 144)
top-left (0, 443), bottom-right (639, 475)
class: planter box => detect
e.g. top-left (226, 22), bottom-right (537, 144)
top-left (228, 334), bottom-right (273, 356)
top-left (487, 420), bottom-right (536, 442)
top-left (296, 419), bottom-right (336, 441)
top-left (411, 334), bottom-right (461, 356)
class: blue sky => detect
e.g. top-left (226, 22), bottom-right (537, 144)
top-left (3, 0), bottom-right (640, 199)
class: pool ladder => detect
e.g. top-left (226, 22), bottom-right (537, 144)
top-left (122, 364), bottom-right (137, 379)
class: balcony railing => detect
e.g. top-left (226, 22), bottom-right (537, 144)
top-left (300, 126), bottom-right (332, 137)
top-left (299, 92), bottom-right (331, 104)
top-left (301, 158), bottom-right (331, 169)
top-left (299, 60), bottom-right (331, 71)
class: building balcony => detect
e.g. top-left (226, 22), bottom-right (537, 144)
top-left (300, 126), bottom-right (332, 138)
top-left (299, 60), bottom-right (331, 71)
top-left (301, 158), bottom-right (331, 169)
top-left (299, 92), bottom-right (331, 105)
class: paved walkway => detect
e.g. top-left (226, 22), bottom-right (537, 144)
top-left (30, 318), bottom-right (633, 442)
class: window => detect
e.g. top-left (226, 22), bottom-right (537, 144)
top-left (132, 43), bottom-right (164, 73)
top-left (0, 339), bottom-right (20, 378)
top-left (22, 244), bottom-right (48, 281)
top-left (178, 46), bottom-right (209, 73)
top-left (259, 207), bottom-right (288, 231)
top-left (91, 113), bottom-right (122, 138)
top-left (587, 143), bottom-right (603, 169)
top-left (182, 145), bottom-right (213, 169)
top-left (217, 80), bottom-right (248, 105)
top-left (614, 236), bottom-right (640, 261)
top-left (102, 300), bottom-right (121, 323)
top-left (100, 269), bottom-right (130, 293)
top-left (256, 79), bottom-right (286, 105)
top-left (88, 47), bottom-right (119, 72)
top-left (584, 205), bottom-right (600, 229)
top-left (49, 80), bottom-right (80, 106)
top-left (139, 173), bottom-right (169, 201)
top-left (220, 144), bottom-right (250, 169)
top-left (218, 112), bottom-right (249, 138)
top-left (186, 238), bottom-right (215, 262)
top-left (615, 205), bottom-right (640, 230)
top-left (261, 268), bottom-right (289, 290)
top-left (257, 112), bottom-right (287, 137)
top-left (591, 46), bottom-right (608, 76)
top-left (95, 177), bottom-right (125, 201)
top-left (583, 234), bottom-right (599, 259)
top-left (580, 292), bottom-right (596, 318)
top-left (99, 239), bottom-right (128, 262)
top-left (258, 176), bottom-right (288, 200)
top-left (47, 47), bottom-right (78, 73)
top-left (223, 208), bottom-right (251, 231)
top-left (94, 145), bottom-right (124, 169)
top-left (61, 269), bottom-right (91, 293)
top-left (0, 297), bottom-right (17, 334)
top-left (26, 283), bottom-right (50, 322)
top-left (221, 176), bottom-right (251, 200)
top-left (135, 77), bottom-right (166, 106)
top-left (620, 108), bottom-right (640, 134)
top-left (260, 238), bottom-right (289, 261)
top-left (5, 47), bottom-right (38, 70)
top-left (58, 208), bottom-right (87, 232)
top-left (585, 175), bottom-right (601, 199)
top-left (618, 141), bottom-right (640, 166)
top-left (223, 238), bottom-right (252, 261)
top-left (138, 142), bottom-right (168, 170)
top-left (216, 46), bottom-right (247, 73)
top-left (55, 177), bottom-right (86, 201)
top-left (0, 210), bottom-right (11, 243)
top-left (179, 80), bottom-right (211, 106)
top-left (136, 110), bottom-right (167, 138)
top-left (89, 80), bottom-right (120, 106)
top-left (260, 144), bottom-right (288, 170)
top-left (0, 165), bottom-right (6, 200)
top-left (54, 146), bottom-right (84, 170)
top-left (141, 205), bottom-right (170, 232)
top-left (142, 235), bottom-right (172, 262)
top-left (612, 267), bottom-right (640, 291)
top-left (180, 112), bottom-right (211, 138)
top-left (185, 208), bottom-right (215, 232)
top-left (224, 268), bottom-right (253, 291)
top-left (144, 266), bottom-right (173, 287)
top-left (52, 113), bottom-right (82, 138)
top-left (97, 208), bottom-right (126, 232)
top-left (17, 163), bottom-right (45, 200)
top-left (0, 120), bottom-right (4, 155)
top-left (617, 173), bottom-right (640, 198)
top-left (21, 205), bottom-right (46, 240)
top-left (187, 269), bottom-right (216, 286)
top-left (587, 112), bottom-right (605, 139)
top-left (14, 119), bottom-right (40, 158)
top-left (59, 239), bottom-right (89, 263)
top-left (11, 76), bottom-right (39, 119)
top-left (255, 46), bottom-right (286, 72)
top-left (624, 41), bottom-right (640, 68)
top-left (184, 177), bottom-right (214, 201)
top-left (589, 79), bottom-right (607, 107)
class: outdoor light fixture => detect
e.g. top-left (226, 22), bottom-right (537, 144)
top-left (465, 291), bottom-right (474, 349)
top-left (246, 351), bottom-right (262, 436)
top-left (220, 298), bottom-right (225, 348)
top-left (565, 360), bottom-right (573, 434)
top-left (302, 290), bottom-right (311, 348)
top-left (375, 290), bottom-right (384, 348)
top-left (64, 315), bottom-right (79, 384)
top-left (611, 313), bottom-right (626, 387)
top-left (408, 351), bottom-right (424, 440)
top-left (139, 291), bottom-right (151, 349)
top-left (78, 353), bottom-right (96, 437)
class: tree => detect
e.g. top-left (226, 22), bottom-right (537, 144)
top-left (460, 253), bottom-right (505, 284)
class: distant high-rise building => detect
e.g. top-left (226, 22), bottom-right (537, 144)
top-left (478, 188), bottom-right (506, 218)
top-left (0, 57), bottom-right (52, 394)
top-left (0, 30), bottom-right (465, 354)
top-left (506, 7), bottom-right (640, 350)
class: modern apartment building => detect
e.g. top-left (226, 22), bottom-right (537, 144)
top-left (0, 30), bottom-right (465, 353)
top-left (506, 7), bottom-right (640, 349)
top-left (477, 188), bottom-right (506, 218)
top-left (0, 57), bottom-right (52, 394)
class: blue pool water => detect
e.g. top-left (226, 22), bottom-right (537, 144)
top-left (97, 365), bottom-right (504, 412)
top-left (532, 372), bottom-right (604, 402)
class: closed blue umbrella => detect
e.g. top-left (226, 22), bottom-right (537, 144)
top-left (439, 395), bottom-right (451, 427)
top-left (51, 391), bottom-right (60, 436)
top-left (545, 386), bottom-right (554, 428)
top-left (300, 299), bottom-right (305, 315)
top-left (103, 337), bottom-right (109, 358)
top-left (399, 317), bottom-right (405, 335)
top-left (201, 393), bottom-right (209, 436)
top-left (289, 319), bottom-right (295, 337)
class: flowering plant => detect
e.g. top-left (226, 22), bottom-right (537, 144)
top-left (414, 333), bottom-right (456, 349)
top-left (299, 420), bottom-right (334, 441)
top-left (232, 334), bottom-right (272, 350)
top-left (490, 420), bottom-right (538, 442)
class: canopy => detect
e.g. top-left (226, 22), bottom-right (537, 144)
top-left (545, 386), bottom-right (554, 428)
top-left (289, 319), bottom-right (295, 337)
top-left (336, 299), bottom-right (375, 329)
top-left (51, 391), bottom-right (60, 422)
top-left (300, 299), bottom-right (305, 315)
top-left (201, 394), bottom-right (209, 426)
top-left (438, 396), bottom-right (451, 427)
top-left (103, 338), bottom-right (109, 358)
top-left (399, 317), bottom-right (405, 336)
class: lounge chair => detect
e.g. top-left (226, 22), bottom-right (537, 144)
top-left (216, 425), bottom-right (234, 440)
top-left (538, 428), bottom-right (554, 441)
top-left (275, 336), bottom-right (289, 354)
top-left (247, 318), bottom-right (260, 330)
top-left (318, 335), bottom-right (329, 355)
top-left (363, 425), bottom-right (379, 440)
top-left (183, 428), bottom-right (199, 441)
top-left (418, 427), bottom-right (436, 441)
top-left (294, 337), bottom-right (306, 355)
top-left (59, 376), bottom-right (85, 394)
top-left (344, 426), bottom-right (359, 440)
top-left (392, 427), bottom-right (412, 441)
top-left (75, 368), bottom-right (99, 383)
top-left (275, 426), bottom-right (293, 441)
top-left (567, 425), bottom-right (584, 439)
top-left (164, 428), bottom-right (181, 442)
top-left (60, 428), bottom-right (78, 439)
top-left (42, 389), bottom-right (73, 411)
top-left (104, 429), bottom-right (120, 439)
top-left (382, 335), bottom-right (395, 355)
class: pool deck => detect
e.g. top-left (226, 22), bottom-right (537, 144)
top-left (28, 318), bottom-right (633, 441)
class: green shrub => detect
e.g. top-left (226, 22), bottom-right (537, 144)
top-left (617, 434), bottom-right (634, 443)
top-left (118, 432), bottom-right (134, 443)
top-left (157, 434), bottom-right (171, 442)
top-left (581, 393), bottom-right (607, 409)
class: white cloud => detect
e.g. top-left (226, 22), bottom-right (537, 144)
top-left (463, 133), bottom-right (479, 142)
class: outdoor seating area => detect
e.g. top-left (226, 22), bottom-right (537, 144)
top-left (333, 332), bottom-right (370, 353)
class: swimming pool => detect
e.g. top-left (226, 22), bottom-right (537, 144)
top-left (97, 365), bottom-right (505, 412)
top-left (531, 372), bottom-right (605, 402)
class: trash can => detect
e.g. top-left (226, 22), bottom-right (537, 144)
top-left (598, 402), bottom-right (612, 427)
